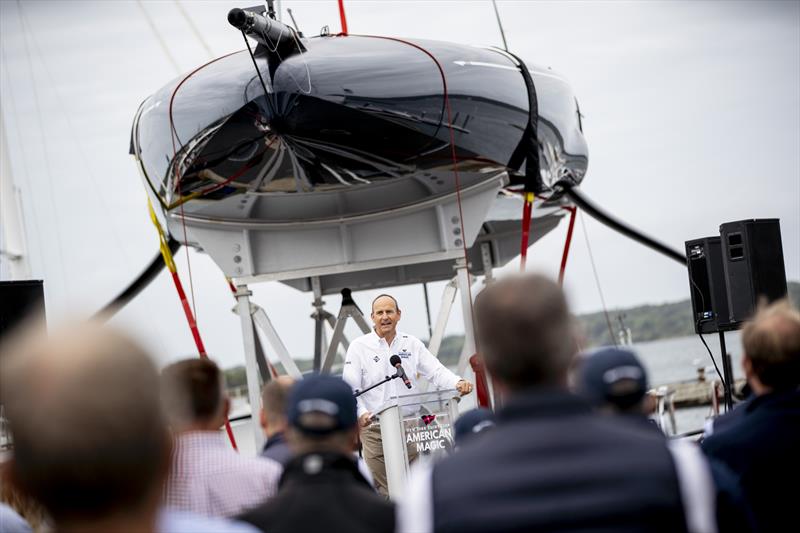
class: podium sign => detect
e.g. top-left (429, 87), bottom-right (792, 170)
top-left (375, 389), bottom-right (460, 498)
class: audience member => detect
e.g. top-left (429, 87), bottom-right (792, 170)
top-left (0, 502), bottom-right (31, 533)
top-left (0, 322), bottom-right (174, 533)
top-left (453, 408), bottom-right (495, 447)
top-left (161, 358), bottom-right (281, 518)
top-left (259, 376), bottom-right (295, 466)
top-left (399, 274), bottom-right (716, 533)
top-left (578, 347), bottom-right (753, 532)
top-left (0, 462), bottom-right (49, 532)
top-left (238, 374), bottom-right (395, 533)
top-left (576, 346), bottom-right (659, 431)
top-left (702, 299), bottom-right (800, 533)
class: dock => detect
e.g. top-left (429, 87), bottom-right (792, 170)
top-left (656, 377), bottom-right (747, 408)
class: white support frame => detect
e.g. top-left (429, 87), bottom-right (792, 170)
top-left (321, 301), bottom-right (371, 374)
top-left (234, 285), bottom-right (266, 451)
top-left (456, 259), bottom-right (477, 375)
top-left (251, 306), bottom-right (304, 379)
top-left (428, 276), bottom-right (458, 358)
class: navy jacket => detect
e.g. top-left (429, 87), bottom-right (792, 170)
top-left (238, 452), bottom-right (394, 533)
top-left (413, 390), bottom-right (706, 533)
top-left (260, 432), bottom-right (293, 466)
top-left (702, 388), bottom-right (800, 533)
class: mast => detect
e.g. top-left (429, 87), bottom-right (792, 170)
top-left (0, 107), bottom-right (32, 280)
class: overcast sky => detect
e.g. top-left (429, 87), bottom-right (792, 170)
top-left (1, 0), bottom-right (798, 370)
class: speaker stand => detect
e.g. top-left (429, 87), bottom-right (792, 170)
top-left (718, 331), bottom-right (734, 411)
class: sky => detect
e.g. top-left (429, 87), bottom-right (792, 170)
top-left (1, 0), bottom-right (798, 370)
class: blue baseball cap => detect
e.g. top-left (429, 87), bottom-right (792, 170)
top-left (287, 374), bottom-right (358, 435)
top-left (454, 408), bottom-right (496, 444)
top-left (577, 347), bottom-right (649, 410)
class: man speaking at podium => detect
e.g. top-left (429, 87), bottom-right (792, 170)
top-left (342, 294), bottom-right (473, 496)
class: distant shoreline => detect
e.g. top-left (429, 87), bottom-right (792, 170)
top-left (223, 281), bottom-right (799, 383)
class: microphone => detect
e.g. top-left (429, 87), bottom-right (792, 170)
top-left (390, 355), bottom-right (412, 389)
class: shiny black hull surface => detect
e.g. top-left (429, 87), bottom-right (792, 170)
top-left (132, 35), bottom-right (588, 224)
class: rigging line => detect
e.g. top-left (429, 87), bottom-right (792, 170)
top-left (241, 33), bottom-right (278, 117)
top-left (0, 45), bottom-right (45, 275)
top-left (578, 212), bottom-right (618, 347)
top-left (556, 180), bottom-right (686, 265)
top-left (491, 0), bottom-right (509, 52)
top-left (17, 5), bottom-right (177, 365)
top-left (173, 0), bottom-right (214, 59)
top-left (167, 50), bottom-right (242, 153)
top-left (358, 34), bottom-right (476, 343)
top-left (178, 173), bottom-right (197, 321)
top-left (165, 52), bottom-right (244, 321)
top-left (16, 0), bottom-right (70, 299)
top-left (17, 7), bottom-right (134, 267)
top-left (136, 0), bottom-right (182, 75)
top-left (255, 21), bottom-right (312, 95)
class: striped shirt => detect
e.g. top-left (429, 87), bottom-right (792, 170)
top-left (165, 431), bottom-right (281, 518)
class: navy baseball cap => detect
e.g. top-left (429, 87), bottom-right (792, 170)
top-left (577, 347), bottom-right (649, 410)
top-left (287, 374), bottom-right (358, 435)
top-left (454, 408), bottom-right (496, 444)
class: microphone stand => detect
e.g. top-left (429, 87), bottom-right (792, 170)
top-left (354, 373), bottom-right (399, 398)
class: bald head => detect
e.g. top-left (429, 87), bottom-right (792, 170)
top-left (742, 299), bottom-right (800, 391)
top-left (261, 375), bottom-right (295, 437)
top-left (0, 322), bottom-right (170, 524)
top-left (474, 274), bottom-right (576, 390)
top-left (371, 294), bottom-right (399, 313)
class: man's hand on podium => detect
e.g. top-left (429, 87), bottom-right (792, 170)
top-left (456, 379), bottom-right (474, 396)
top-left (359, 412), bottom-right (374, 428)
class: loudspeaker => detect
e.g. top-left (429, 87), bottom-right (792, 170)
top-left (686, 237), bottom-right (733, 334)
top-left (0, 280), bottom-right (46, 347)
top-left (720, 219), bottom-right (787, 324)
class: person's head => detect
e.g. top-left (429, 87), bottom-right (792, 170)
top-left (453, 408), bottom-right (495, 446)
top-left (260, 375), bottom-right (295, 438)
top-left (285, 374), bottom-right (359, 456)
top-left (741, 298), bottom-right (800, 395)
top-left (474, 274), bottom-right (576, 391)
top-left (371, 294), bottom-right (401, 339)
top-left (0, 322), bottom-right (171, 530)
top-left (160, 358), bottom-right (230, 432)
top-left (576, 347), bottom-right (650, 414)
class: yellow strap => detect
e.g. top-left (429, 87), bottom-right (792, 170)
top-left (147, 199), bottom-right (177, 274)
top-left (167, 190), bottom-right (203, 210)
top-left (524, 192), bottom-right (535, 203)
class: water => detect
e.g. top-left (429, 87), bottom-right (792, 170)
top-left (634, 332), bottom-right (743, 386)
top-left (633, 331), bottom-right (743, 435)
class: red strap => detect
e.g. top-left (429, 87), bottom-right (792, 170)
top-left (519, 194), bottom-right (534, 270)
top-left (469, 354), bottom-right (492, 409)
top-left (168, 271), bottom-right (239, 451)
top-left (338, 0), bottom-right (348, 35)
top-left (558, 206), bottom-right (577, 285)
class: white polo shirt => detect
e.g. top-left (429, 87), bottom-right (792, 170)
top-left (342, 330), bottom-right (461, 417)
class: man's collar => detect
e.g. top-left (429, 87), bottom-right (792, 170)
top-left (370, 329), bottom-right (402, 346)
top-left (263, 431), bottom-right (286, 450)
top-left (746, 386), bottom-right (800, 413)
top-left (176, 430), bottom-right (228, 448)
top-left (498, 387), bottom-right (592, 421)
top-left (280, 451), bottom-right (369, 487)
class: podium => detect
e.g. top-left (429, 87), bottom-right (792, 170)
top-left (375, 389), bottom-right (460, 498)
